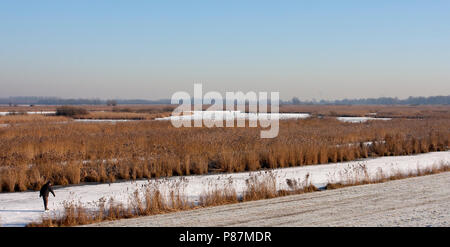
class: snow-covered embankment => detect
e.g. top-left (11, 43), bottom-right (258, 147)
top-left (0, 151), bottom-right (448, 227)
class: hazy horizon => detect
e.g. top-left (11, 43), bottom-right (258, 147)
top-left (1, 1), bottom-right (449, 101)
top-left (1, 94), bottom-right (449, 103)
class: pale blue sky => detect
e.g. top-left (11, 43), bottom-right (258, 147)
top-left (1, 0), bottom-right (449, 100)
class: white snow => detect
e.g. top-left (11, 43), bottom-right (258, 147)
top-left (0, 151), bottom-right (448, 227)
top-left (0, 111), bottom-right (55, 116)
top-left (154, 111), bottom-right (310, 121)
top-left (337, 117), bottom-right (391, 123)
top-left (73, 119), bottom-right (134, 123)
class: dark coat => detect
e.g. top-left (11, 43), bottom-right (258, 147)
top-left (39, 182), bottom-right (55, 198)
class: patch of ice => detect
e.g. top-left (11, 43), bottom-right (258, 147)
top-left (337, 117), bottom-right (391, 123)
top-left (155, 111), bottom-right (310, 121)
top-left (0, 111), bottom-right (55, 116)
top-left (73, 119), bottom-right (134, 123)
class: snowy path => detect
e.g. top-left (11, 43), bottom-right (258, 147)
top-left (90, 172), bottom-right (450, 227)
top-left (0, 151), bottom-right (449, 227)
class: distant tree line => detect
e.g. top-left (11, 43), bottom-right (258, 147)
top-left (0, 97), bottom-right (171, 106)
top-left (284, 95), bottom-right (450, 105)
top-left (0, 95), bottom-right (448, 106)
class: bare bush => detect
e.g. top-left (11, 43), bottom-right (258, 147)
top-left (55, 106), bottom-right (88, 117)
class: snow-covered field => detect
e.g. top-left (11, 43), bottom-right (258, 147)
top-left (337, 116), bottom-right (392, 123)
top-left (154, 111), bottom-right (311, 121)
top-left (0, 151), bottom-right (448, 227)
top-left (0, 111), bottom-right (55, 116)
top-left (90, 172), bottom-right (450, 227)
top-left (0, 110), bottom-right (396, 124)
top-left (155, 111), bottom-right (394, 123)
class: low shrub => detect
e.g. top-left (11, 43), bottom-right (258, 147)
top-left (55, 106), bottom-right (88, 117)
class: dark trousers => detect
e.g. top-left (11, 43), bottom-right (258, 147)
top-left (43, 196), bottom-right (49, 210)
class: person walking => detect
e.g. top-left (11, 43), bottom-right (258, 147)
top-left (39, 181), bottom-right (55, 211)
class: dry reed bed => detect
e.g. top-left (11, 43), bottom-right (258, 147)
top-left (0, 115), bottom-right (70, 125)
top-left (2, 104), bottom-right (448, 118)
top-left (73, 111), bottom-right (167, 120)
top-left (27, 162), bottom-right (450, 227)
top-left (279, 105), bottom-right (450, 119)
top-left (0, 117), bottom-right (448, 192)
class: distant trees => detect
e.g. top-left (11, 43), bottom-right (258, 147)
top-left (0, 97), bottom-right (172, 105)
top-left (106, 100), bottom-right (118, 106)
top-left (291, 97), bottom-right (301, 105)
top-left (0, 95), bottom-right (448, 106)
top-left (282, 95), bottom-right (450, 105)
